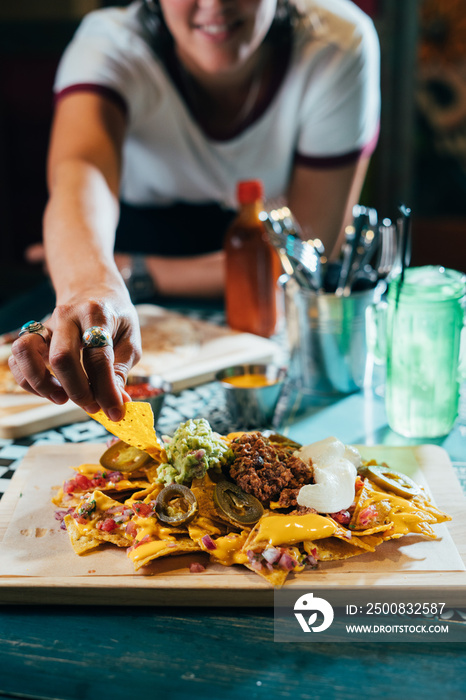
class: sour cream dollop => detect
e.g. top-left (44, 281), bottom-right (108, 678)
top-left (296, 436), bottom-right (361, 514)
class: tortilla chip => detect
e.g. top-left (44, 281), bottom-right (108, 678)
top-left (243, 561), bottom-right (290, 587)
top-left (350, 479), bottom-right (388, 527)
top-left (128, 537), bottom-right (201, 571)
top-left (199, 530), bottom-right (249, 566)
top-left (52, 488), bottom-right (69, 507)
top-left (142, 463), bottom-right (163, 483)
top-left (190, 473), bottom-right (236, 527)
top-left (64, 514), bottom-right (102, 555)
top-left (409, 492), bottom-right (451, 524)
top-left (305, 538), bottom-right (369, 561)
top-left (88, 402), bottom-right (165, 461)
top-left (349, 533), bottom-right (385, 551)
top-left (188, 517), bottom-right (226, 545)
top-left (124, 483), bottom-right (163, 505)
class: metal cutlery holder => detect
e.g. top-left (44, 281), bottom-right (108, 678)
top-left (282, 276), bottom-right (386, 395)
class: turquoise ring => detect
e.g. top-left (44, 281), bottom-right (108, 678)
top-left (82, 326), bottom-right (113, 349)
top-left (18, 320), bottom-right (50, 343)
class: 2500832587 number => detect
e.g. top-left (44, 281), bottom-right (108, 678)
top-left (363, 603), bottom-right (446, 616)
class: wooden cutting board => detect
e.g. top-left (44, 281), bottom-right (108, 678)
top-left (0, 306), bottom-right (280, 438)
top-left (0, 443), bottom-right (464, 606)
top-left (0, 396), bottom-right (88, 440)
top-left (132, 304), bottom-right (280, 391)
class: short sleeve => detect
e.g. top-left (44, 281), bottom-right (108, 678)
top-left (295, 9), bottom-right (380, 167)
top-left (53, 7), bottom-right (160, 124)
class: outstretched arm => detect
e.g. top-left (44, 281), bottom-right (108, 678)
top-left (10, 92), bottom-right (141, 420)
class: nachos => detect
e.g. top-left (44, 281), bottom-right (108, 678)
top-left (53, 403), bottom-right (451, 586)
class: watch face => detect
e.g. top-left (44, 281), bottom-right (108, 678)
top-left (127, 255), bottom-right (156, 302)
top-left (131, 274), bottom-right (156, 302)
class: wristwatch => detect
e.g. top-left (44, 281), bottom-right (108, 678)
top-left (121, 254), bottom-right (156, 303)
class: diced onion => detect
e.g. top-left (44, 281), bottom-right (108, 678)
top-left (201, 534), bottom-right (217, 551)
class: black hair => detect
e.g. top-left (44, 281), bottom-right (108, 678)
top-left (140, 0), bottom-right (301, 55)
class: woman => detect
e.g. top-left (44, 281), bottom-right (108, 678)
top-left (9, 0), bottom-right (380, 421)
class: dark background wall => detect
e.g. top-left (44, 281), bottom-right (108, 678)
top-left (0, 0), bottom-right (465, 306)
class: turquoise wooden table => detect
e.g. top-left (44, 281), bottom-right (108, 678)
top-left (0, 296), bottom-right (465, 699)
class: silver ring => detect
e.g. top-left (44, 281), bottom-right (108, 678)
top-left (82, 326), bottom-right (113, 349)
top-left (18, 320), bottom-right (50, 343)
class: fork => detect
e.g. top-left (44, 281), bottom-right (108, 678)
top-left (376, 219), bottom-right (398, 280)
top-left (260, 205), bottom-right (324, 291)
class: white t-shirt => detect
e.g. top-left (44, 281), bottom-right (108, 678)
top-left (54, 0), bottom-right (380, 210)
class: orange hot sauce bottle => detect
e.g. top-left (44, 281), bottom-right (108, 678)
top-left (224, 180), bottom-right (281, 338)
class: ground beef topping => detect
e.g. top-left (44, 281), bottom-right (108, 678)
top-left (229, 433), bottom-right (314, 506)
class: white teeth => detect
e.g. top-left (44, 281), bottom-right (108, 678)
top-left (200, 24), bottom-right (229, 34)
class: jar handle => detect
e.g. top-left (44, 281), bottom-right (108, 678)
top-left (366, 300), bottom-right (388, 366)
top-left (459, 323), bottom-right (466, 381)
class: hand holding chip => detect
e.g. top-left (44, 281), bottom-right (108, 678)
top-left (9, 287), bottom-right (141, 421)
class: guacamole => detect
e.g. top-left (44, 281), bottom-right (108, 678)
top-left (156, 418), bottom-right (233, 485)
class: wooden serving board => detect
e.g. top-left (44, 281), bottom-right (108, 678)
top-left (0, 306), bottom-right (280, 438)
top-left (0, 443), bottom-right (465, 606)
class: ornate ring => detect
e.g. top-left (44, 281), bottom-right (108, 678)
top-left (82, 326), bottom-right (113, 349)
top-left (18, 320), bottom-right (50, 343)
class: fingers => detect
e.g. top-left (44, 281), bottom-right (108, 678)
top-left (48, 312), bottom-right (101, 414)
top-left (82, 317), bottom-right (142, 420)
top-left (9, 299), bottom-right (141, 421)
top-left (10, 331), bottom-right (68, 403)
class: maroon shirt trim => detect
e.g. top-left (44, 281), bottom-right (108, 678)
top-left (165, 41), bottom-right (293, 143)
top-left (295, 122), bottom-right (380, 170)
top-left (54, 83), bottom-right (128, 117)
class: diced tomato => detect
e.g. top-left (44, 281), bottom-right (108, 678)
top-left (63, 479), bottom-right (76, 494)
top-left (96, 518), bottom-right (116, 532)
top-left (125, 521), bottom-right (137, 538)
top-left (74, 515), bottom-right (88, 525)
top-left (91, 476), bottom-right (107, 488)
top-left (359, 504), bottom-right (378, 527)
top-left (330, 509), bottom-right (351, 525)
top-left (74, 474), bottom-right (93, 490)
top-left (355, 476), bottom-right (365, 491)
top-left (131, 502), bottom-right (154, 517)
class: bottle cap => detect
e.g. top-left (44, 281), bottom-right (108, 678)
top-left (237, 180), bottom-right (263, 205)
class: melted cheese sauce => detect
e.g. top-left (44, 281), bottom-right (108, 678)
top-left (188, 518), bottom-right (223, 541)
top-left (209, 532), bottom-right (249, 566)
top-left (73, 490), bottom-right (124, 534)
top-left (127, 515), bottom-right (182, 563)
top-left (222, 374), bottom-right (276, 388)
top-left (72, 463), bottom-right (142, 490)
top-left (73, 463), bottom-right (103, 475)
top-left (253, 514), bottom-right (337, 546)
top-left (128, 538), bottom-right (175, 563)
top-left (365, 491), bottom-right (436, 537)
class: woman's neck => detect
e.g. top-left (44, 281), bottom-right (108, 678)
top-left (174, 44), bottom-right (272, 138)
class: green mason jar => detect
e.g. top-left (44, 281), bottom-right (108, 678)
top-left (385, 266), bottom-right (466, 438)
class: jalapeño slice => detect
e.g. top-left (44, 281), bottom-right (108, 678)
top-left (100, 439), bottom-right (151, 472)
top-left (363, 465), bottom-right (420, 498)
top-left (214, 481), bottom-right (264, 526)
top-left (155, 484), bottom-right (198, 525)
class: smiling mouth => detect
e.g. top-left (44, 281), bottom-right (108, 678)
top-left (194, 20), bottom-right (242, 36)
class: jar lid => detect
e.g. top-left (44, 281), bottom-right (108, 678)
top-left (388, 266), bottom-right (466, 302)
top-left (237, 180), bottom-right (263, 205)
